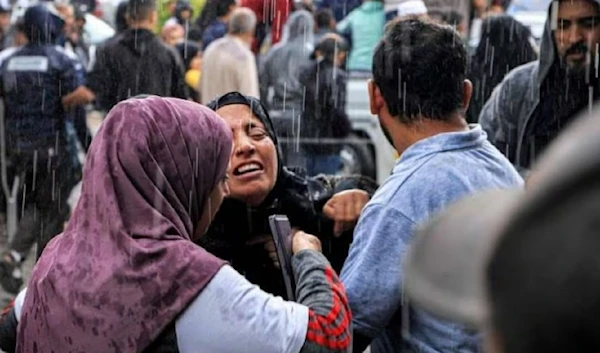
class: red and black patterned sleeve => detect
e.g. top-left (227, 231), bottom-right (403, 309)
top-left (0, 298), bottom-right (18, 353)
top-left (292, 250), bottom-right (352, 353)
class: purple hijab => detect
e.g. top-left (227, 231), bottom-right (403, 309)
top-left (16, 97), bottom-right (232, 352)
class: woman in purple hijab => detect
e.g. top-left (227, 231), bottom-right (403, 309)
top-left (0, 96), bottom-right (352, 353)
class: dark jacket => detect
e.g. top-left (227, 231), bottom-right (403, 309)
top-left (466, 15), bottom-right (537, 124)
top-left (317, 0), bottom-right (362, 22)
top-left (0, 4), bottom-right (85, 154)
top-left (300, 58), bottom-right (351, 155)
top-left (201, 20), bottom-right (227, 50)
top-left (479, 0), bottom-right (600, 172)
top-left (200, 92), bottom-right (376, 298)
top-left (198, 168), bottom-right (378, 298)
top-left (87, 28), bottom-right (189, 111)
top-left (259, 10), bottom-right (315, 111)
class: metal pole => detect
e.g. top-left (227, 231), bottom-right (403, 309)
top-left (0, 99), bottom-right (20, 245)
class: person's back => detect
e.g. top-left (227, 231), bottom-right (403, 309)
top-left (466, 15), bottom-right (537, 123)
top-left (336, 0), bottom-right (385, 72)
top-left (259, 10), bottom-right (314, 111)
top-left (339, 19), bottom-right (522, 353)
top-left (87, 0), bottom-right (189, 111)
top-left (200, 8), bottom-right (259, 104)
top-left (300, 34), bottom-right (351, 175)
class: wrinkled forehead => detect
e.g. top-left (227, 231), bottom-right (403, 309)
top-left (216, 104), bottom-right (266, 131)
top-left (553, 0), bottom-right (600, 19)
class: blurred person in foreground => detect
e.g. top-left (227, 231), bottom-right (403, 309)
top-left (0, 4), bottom-right (89, 294)
top-left (87, 0), bottom-right (189, 112)
top-left (300, 33), bottom-right (351, 176)
top-left (404, 103), bottom-right (600, 353)
top-left (200, 8), bottom-right (259, 104)
top-left (198, 91), bottom-right (378, 298)
top-left (466, 15), bottom-right (537, 123)
top-left (0, 96), bottom-right (352, 353)
top-left (480, 0), bottom-right (600, 173)
top-left (340, 19), bottom-right (522, 353)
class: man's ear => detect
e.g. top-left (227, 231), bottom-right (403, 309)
top-left (462, 79), bottom-right (473, 110)
top-left (368, 79), bottom-right (384, 116)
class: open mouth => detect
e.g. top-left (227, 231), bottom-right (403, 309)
top-left (233, 162), bottom-right (264, 176)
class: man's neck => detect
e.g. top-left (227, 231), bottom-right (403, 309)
top-left (229, 33), bottom-right (252, 47)
top-left (392, 114), bottom-right (469, 154)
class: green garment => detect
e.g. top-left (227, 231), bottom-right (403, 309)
top-left (336, 1), bottom-right (385, 72)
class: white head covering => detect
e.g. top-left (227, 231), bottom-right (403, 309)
top-left (397, 0), bottom-right (428, 17)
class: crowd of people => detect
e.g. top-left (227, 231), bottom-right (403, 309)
top-left (0, 0), bottom-right (597, 352)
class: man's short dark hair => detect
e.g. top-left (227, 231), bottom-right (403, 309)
top-left (315, 8), bottom-right (333, 29)
top-left (372, 19), bottom-right (467, 123)
top-left (127, 0), bottom-right (156, 21)
top-left (216, 0), bottom-right (236, 18)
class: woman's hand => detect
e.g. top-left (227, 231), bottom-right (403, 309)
top-left (292, 230), bottom-right (321, 254)
top-left (323, 189), bottom-right (370, 236)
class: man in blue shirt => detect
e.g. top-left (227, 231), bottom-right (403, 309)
top-left (340, 19), bottom-right (523, 353)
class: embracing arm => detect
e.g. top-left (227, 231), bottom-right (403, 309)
top-left (176, 251), bottom-right (351, 353)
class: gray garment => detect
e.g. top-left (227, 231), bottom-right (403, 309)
top-left (478, 0), bottom-right (599, 170)
top-left (259, 10), bottom-right (314, 111)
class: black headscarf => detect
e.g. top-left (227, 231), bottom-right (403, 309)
top-left (207, 92), bottom-right (285, 190)
top-left (115, 1), bottom-right (129, 33)
top-left (467, 15), bottom-right (537, 123)
top-left (175, 41), bottom-right (200, 70)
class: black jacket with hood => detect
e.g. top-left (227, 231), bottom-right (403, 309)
top-left (300, 55), bottom-right (351, 155)
top-left (87, 28), bottom-right (189, 111)
top-left (479, 0), bottom-right (600, 172)
top-left (198, 92), bottom-right (378, 298)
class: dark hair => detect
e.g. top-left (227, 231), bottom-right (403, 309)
top-left (315, 8), bottom-right (333, 29)
top-left (195, 0), bottom-right (236, 33)
top-left (127, 0), bottom-right (156, 22)
top-left (487, 176), bottom-right (600, 353)
top-left (313, 34), bottom-right (348, 61)
top-left (466, 15), bottom-right (537, 123)
top-left (372, 19), bottom-right (467, 122)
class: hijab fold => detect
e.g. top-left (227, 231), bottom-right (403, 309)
top-left (17, 97), bottom-right (232, 353)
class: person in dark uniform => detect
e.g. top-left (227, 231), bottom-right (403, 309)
top-left (0, 4), bottom-right (91, 294)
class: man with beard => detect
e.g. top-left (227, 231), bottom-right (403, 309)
top-left (480, 0), bottom-right (600, 173)
top-left (339, 19), bottom-right (522, 353)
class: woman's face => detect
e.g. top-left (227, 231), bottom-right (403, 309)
top-left (216, 104), bottom-right (278, 206)
top-left (195, 177), bottom-right (229, 239)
